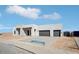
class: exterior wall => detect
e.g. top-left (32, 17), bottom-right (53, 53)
top-left (13, 24), bottom-right (38, 36)
top-left (13, 24), bottom-right (63, 37)
top-left (13, 27), bottom-right (18, 36)
top-left (38, 24), bottom-right (62, 37)
top-left (31, 26), bottom-right (39, 37)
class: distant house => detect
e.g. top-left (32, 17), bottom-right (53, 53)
top-left (71, 31), bottom-right (79, 37)
top-left (63, 31), bottom-right (79, 37)
top-left (13, 24), bottom-right (63, 37)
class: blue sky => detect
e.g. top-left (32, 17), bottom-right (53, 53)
top-left (0, 5), bottom-right (79, 32)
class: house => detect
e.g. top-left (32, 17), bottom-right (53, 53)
top-left (71, 31), bottom-right (79, 37)
top-left (13, 24), bottom-right (63, 37)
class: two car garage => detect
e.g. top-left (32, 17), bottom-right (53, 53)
top-left (39, 30), bottom-right (61, 37)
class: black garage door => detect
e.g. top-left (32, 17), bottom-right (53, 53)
top-left (39, 30), bottom-right (50, 36)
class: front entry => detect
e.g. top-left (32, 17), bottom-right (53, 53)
top-left (23, 28), bottom-right (31, 36)
top-left (16, 28), bottom-right (20, 35)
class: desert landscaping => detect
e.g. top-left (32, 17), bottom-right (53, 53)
top-left (0, 32), bottom-right (79, 54)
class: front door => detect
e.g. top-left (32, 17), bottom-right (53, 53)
top-left (23, 28), bottom-right (31, 36)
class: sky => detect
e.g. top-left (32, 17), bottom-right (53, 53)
top-left (0, 5), bottom-right (79, 32)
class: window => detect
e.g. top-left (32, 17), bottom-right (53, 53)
top-left (39, 30), bottom-right (50, 36)
top-left (16, 28), bottom-right (20, 35)
top-left (53, 30), bottom-right (61, 37)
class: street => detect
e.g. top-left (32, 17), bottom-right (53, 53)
top-left (0, 41), bottom-right (34, 54)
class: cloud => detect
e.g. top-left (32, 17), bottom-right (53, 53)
top-left (6, 5), bottom-right (62, 20)
top-left (6, 5), bottom-right (41, 19)
top-left (41, 12), bottom-right (62, 20)
top-left (0, 24), bottom-right (12, 30)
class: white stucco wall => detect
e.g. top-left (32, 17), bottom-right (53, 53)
top-left (38, 24), bottom-right (63, 37)
top-left (13, 24), bottom-right (63, 37)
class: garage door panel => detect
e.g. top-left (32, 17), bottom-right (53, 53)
top-left (39, 30), bottom-right (50, 36)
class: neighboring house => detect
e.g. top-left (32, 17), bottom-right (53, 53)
top-left (13, 24), bottom-right (63, 37)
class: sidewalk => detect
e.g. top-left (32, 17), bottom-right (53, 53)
top-left (12, 40), bottom-right (53, 54)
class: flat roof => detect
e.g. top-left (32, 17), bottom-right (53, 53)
top-left (14, 24), bottom-right (63, 29)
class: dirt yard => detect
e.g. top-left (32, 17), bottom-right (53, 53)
top-left (0, 32), bottom-right (79, 53)
top-left (0, 32), bottom-right (31, 41)
top-left (49, 37), bottom-right (79, 53)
